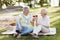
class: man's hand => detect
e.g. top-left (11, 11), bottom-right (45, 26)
top-left (18, 26), bottom-right (22, 32)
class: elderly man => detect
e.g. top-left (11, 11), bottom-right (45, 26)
top-left (31, 9), bottom-right (50, 38)
top-left (14, 6), bottom-right (33, 38)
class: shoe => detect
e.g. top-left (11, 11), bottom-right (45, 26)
top-left (32, 34), bottom-right (39, 39)
top-left (30, 33), bottom-right (35, 36)
top-left (39, 33), bottom-right (45, 35)
top-left (16, 34), bottom-right (21, 38)
top-left (13, 32), bottom-right (18, 37)
top-left (13, 33), bottom-right (21, 38)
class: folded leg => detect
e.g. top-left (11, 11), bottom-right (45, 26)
top-left (20, 27), bottom-right (33, 35)
top-left (33, 25), bottom-right (42, 35)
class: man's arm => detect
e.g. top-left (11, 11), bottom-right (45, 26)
top-left (16, 16), bottom-right (22, 31)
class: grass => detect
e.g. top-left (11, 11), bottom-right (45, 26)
top-left (0, 7), bottom-right (60, 40)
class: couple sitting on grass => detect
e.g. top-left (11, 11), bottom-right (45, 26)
top-left (14, 6), bottom-right (50, 39)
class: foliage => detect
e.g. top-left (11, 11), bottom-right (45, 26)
top-left (39, 0), bottom-right (48, 7)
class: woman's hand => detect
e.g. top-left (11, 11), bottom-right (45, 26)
top-left (36, 20), bottom-right (39, 26)
top-left (30, 21), bottom-right (34, 26)
top-left (36, 23), bottom-right (39, 26)
top-left (42, 25), bottom-right (49, 28)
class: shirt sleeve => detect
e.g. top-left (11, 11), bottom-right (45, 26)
top-left (46, 17), bottom-right (50, 27)
top-left (16, 15), bottom-right (22, 29)
top-left (38, 16), bottom-right (41, 24)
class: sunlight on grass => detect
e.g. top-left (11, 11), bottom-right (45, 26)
top-left (0, 36), bottom-right (5, 39)
top-left (50, 16), bottom-right (60, 23)
top-left (0, 35), bottom-right (9, 39)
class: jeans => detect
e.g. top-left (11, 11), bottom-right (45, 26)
top-left (16, 25), bottom-right (33, 35)
top-left (33, 25), bottom-right (50, 35)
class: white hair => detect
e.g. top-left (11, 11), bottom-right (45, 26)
top-left (23, 6), bottom-right (30, 12)
top-left (41, 9), bottom-right (48, 14)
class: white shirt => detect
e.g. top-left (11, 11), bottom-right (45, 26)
top-left (38, 15), bottom-right (50, 27)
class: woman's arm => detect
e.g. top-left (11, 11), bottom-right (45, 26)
top-left (42, 17), bottom-right (50, 28)
top-left (42, 25), bottom-right (50, 28)
top-left (30, 21), bottom-right (34, 26)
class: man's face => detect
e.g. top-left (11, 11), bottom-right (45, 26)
top-left (24, 9), bottom-right (29, 16)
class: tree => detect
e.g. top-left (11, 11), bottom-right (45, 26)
top-left (39, 0), bottom-right (48, 7)
top-left (39, 0), bottom-right (45, 7)
top-left (0, 0), bottom-right (2, 8)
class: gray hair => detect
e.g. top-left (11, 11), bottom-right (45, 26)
top-left (23, 6), bottom-right (30, 12)
top-left (41, 9), bottom-right (48, 14)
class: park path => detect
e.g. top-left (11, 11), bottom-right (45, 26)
top-left (0, 7), bottom-right (60, 29)
top-left (0, 7), bottom-right (60, 16)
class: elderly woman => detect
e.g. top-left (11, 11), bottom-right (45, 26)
top-left (31, 9), bottom-right (50, 38)
top-left (14, 6), bottom-right (33, 38)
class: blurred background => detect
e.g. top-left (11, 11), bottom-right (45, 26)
top-left (0, 0), bottom-right (60, 8)
top-left (0, 0), bottom-right (60, 40)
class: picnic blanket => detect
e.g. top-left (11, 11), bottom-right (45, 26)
top-left (39, 28), bottom-right (56, 35)
top-left (1, 26), bottom-right (16, 34)
top-left (1, 27), bottom-right (56, 35)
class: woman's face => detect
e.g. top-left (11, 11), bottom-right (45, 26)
top-left (41, 12), bottom-right (46, 17)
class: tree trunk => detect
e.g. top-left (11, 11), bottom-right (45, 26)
top-left (0, 0), bottom-right (1, 8)
top-left (59, 0), bottom-right (60, 6)
top-left (39, 0), bottom-right (44, 7)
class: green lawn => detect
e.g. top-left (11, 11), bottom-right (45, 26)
top-left (0, 7), bottom-right (60, 40)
